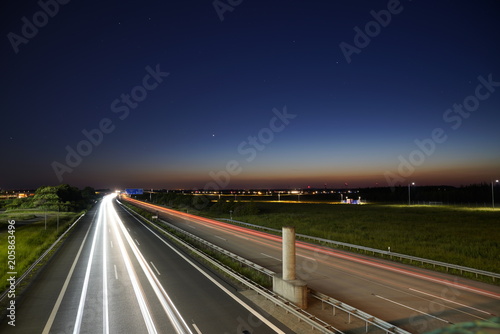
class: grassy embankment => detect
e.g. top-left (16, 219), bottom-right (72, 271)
top-left (0, 210), bottom-right (82, 292)
top-left (196, 202), bottom-right (500, 276)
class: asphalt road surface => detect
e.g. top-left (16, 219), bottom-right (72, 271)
top-left (126, 197), bottom-right (500, 334)
top-left (0, 194), bottom-right (291, 334)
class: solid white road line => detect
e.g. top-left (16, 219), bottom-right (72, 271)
top-left (109, 199), bottom-right (158, 334)
top-left (73, 203), bottom-right (104, 334)
top-left (42, 209), bottom-right (98, 334)
top-left (112, 207), bottom-right (193, 334)
top-left (103, 206), bottom-right (109, 334)
top-left (126, 212), bottom-right (285, 334)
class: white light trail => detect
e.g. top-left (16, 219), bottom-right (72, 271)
top-left (106, 196), bottom-right (158, 334)
top-left (73, 202), bottom-right (103, 334)
top-left (110, 204), bottom-right (193, 334)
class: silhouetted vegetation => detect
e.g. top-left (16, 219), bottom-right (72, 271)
top-left (4, 184), bottom-right (98, 212)
top-left (134, 191), bottom-right (259, 216)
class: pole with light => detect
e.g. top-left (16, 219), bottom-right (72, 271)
top-left (492, 180), bottom-right (499, 208)
top-left (408, 182), bottom-right (415, 205)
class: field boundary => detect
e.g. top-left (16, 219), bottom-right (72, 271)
top-left (218, 218), bottom-right (500, 283)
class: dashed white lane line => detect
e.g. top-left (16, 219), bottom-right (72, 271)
top-left (150, 261), bottom-right (161, 276)
top-left (374, 294), bottom-right (452, 324)
top-left (261, 253), bottom-right (281, 262)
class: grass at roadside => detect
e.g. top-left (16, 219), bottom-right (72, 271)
top-left (204, 202), bottom-right (500, 273)
top-left (0, 211), bottom-right (82, 292)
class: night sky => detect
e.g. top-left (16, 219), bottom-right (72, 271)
top-left (2, 0), bottom-right (500, 190)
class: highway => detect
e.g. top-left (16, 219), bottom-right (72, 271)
top-left (0, 194), bottom-right (291, 334)
top-left (126, 197), bottom-right (500, 334)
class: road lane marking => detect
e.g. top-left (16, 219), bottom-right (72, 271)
top-left (125, 211), bottom-right (285, 334)
top-left (109, 199), bottom-right (158, 334)
top-left (110, 240), bottom-right (113, 248)
top-left (73, 203), bottom-right (104, 334)
top-left (261, 253), bottom-right (281, 262)
top-left (374, 294), bottom-right (452, 324)
top-left (135, 238), bottom-right (140, 246)
top-left (188, 225), bottom-right (196, 229)
top-left (299, 254), bottom-right (316, 261)
top-left (112, 205), bottom-right (192, 334)
top-left (114, 264), bottom-right (118, 280)
top-left (409, 288), bottom-right (495, 317)
top-left (103, 208), bottom-right (109, 334)
top-left (150, 261), bottom-right (161, 275)
top-left (42, 208), bottom-right (98, 334)
top-left (192, 323), bottom-right (202, 334)
top-left (215, 235), bottom-right (226, 241)
top-left (129, 198), bottom-right (500, 301)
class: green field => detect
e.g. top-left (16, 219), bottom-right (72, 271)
top-left (199, 202), bottom-right (500, 274)
top-left (0, 210), bottom-right (82, 292)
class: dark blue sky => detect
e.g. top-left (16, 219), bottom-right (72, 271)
top-left (2, 0), bottom-right (500, 190)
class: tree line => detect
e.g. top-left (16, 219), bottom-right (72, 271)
top-left (4, 184), bottom-right (98, 212)
top-left (137, 191), bottom-right (259, 216)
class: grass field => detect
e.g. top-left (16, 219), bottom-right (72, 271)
top-left (199, 202), bottom-right (500, 274)
top-left (0, 210), bottom-right (82, 292)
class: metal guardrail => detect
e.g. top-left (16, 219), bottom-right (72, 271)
top-left (122, 202), bottom-right (414, 333)
top-left (161, 218), bottom-right (274, 277)
top-left (120, 203), bottom-right (342, 333)
top-left (0, 213), bottom-right (86, 302)
top-left (218, 218), bottom-right (500, 282)
top-left (311, 291), bottom-right (411, 334)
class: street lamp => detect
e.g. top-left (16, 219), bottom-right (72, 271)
top-left (408, 182), bottom-right (415, 205)
top-left (492, 180), bottom-right (499, 208)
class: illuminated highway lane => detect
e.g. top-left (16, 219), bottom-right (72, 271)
top-left (127, 197), bottom-right (500, 334)
top-left (0, 195), bottom-right (290, 334)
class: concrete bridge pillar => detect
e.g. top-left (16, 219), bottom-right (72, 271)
top-left (272, 226), bottom-right (308, 309)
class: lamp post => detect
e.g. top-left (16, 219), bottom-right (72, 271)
top-left (493, 180), bottom-right (499, 208)
top-left (408, 182), bottom-right (415, 205)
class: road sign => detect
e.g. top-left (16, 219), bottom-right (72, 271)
top-left (125, 188), bottom-right (143, 195)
